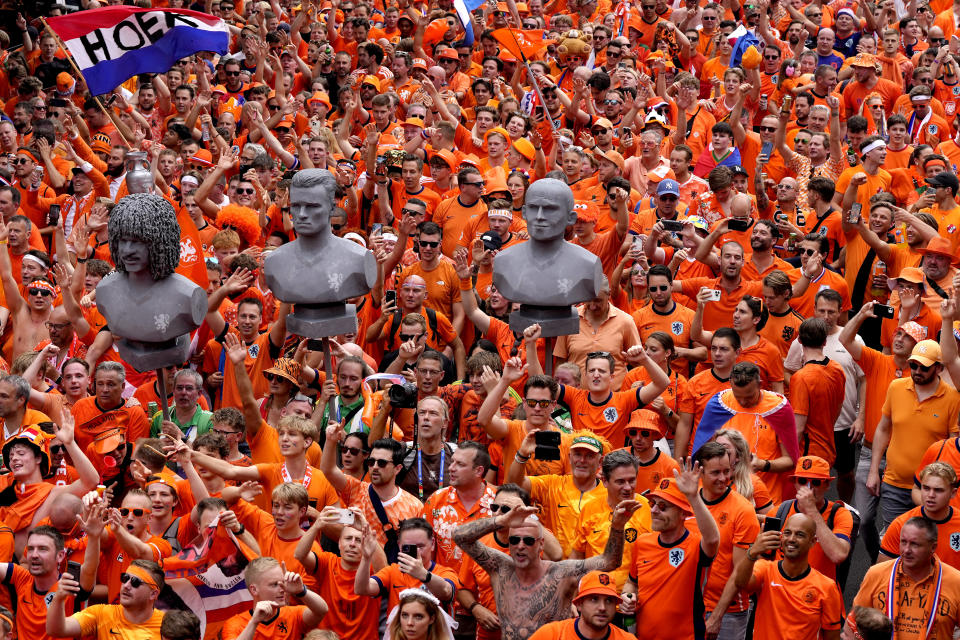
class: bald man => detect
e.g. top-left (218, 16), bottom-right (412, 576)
top-left (736, 513), bottom-right (845, 640)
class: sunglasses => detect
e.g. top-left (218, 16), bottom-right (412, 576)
top-left (399, 333), bottom-right (423, 342)
top-left (275, 127), bottom-right (291, 133)
top-left (763, 55), bottom-right (780, 60)
top-left (28, 288), bottom-right (53, 297)
top-left (909, 361), bottom-right (934, 371)
top-left (525, 398), bottom-right (552, 408)
top-left (592, 128), bottom-right (609, 134)
top-left (800, 248), bottom-right (819, 257)
top-left (796, 477), bottom-right (823, 487)
top-left (659, 195), bottom-right (678, 201)
top-left (463, 181), bottom-right (485, 187)
top-left (120, 573), bottom-right (150, 588)
top-left (795, 138), bottom-right (810, 144)
top-left (50, 111), bottom-right (62, 118)
top-left (604, 100), bottom-right (622, 105)
top-left (759, 126), bottom-right (777, 132)
top-left (15, 158), bottom-right (31, 165)
top-left (51, 444), bottom-right (65, 455)
top-left (368, 458), bottom-right (392, 468)
top-left (226, 70), bottom-right (241, 76)
top-left (120, 508), bottom-right (146, 517)
top-left (648, 284), bottom-right (670, 292)
top-left (419, 240), bottom-right (441, 248)
top-left (489, 504), bottom-right (512, 514)
top-left (331, 223), bottom-right (345, 231)
top-left (268, 104), bottom-right (281, 111)
top-left (236, 188), bottom-right (256, 195)
top-left (341, 446), bottom-right (363, 456)
top-left (402, 207), bottom-right (425, 216)
top-left (212, 428), bottom-right (240, 436)
top-left (626, 429), bottom-right (653, 438)
top-left (264, 373), bottom-right (287, 383)
top-left (509, 535), bottom-right (538, 546)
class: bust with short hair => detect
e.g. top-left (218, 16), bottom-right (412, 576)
top-left (96, 193), bottom-right (207, 371)
top-left (493, 178), bottom-right (602, 336)
top-left (264, 169), bottom-right (377, 337)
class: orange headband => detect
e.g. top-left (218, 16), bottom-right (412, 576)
top-left (17, 149), bottom-right (39, 164)
top-left (0, 612), bottom-right (12, 630)
top-left (125, 565), bottom-right (159, 590)
top-left (144, 476), bottom-right (178, 495)
top-left (926, 158), bottom-right (947, 170)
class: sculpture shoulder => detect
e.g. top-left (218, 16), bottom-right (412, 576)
top-left (496, 241), bottom-right (602, 267)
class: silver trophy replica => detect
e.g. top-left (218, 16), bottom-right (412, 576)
top-left (97, 193), bottom-right (207, 372)
top-left (264, 169), bottom-right (377, 377)
top-left (493, 178), bottom-right (602, 372)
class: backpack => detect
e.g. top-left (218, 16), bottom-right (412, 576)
top-left (775, 499), bottom-right (861, 545)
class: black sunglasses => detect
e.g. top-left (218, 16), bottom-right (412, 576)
top-left (264, 373), bottom-right (287, 383)
top-left (28, 288), bottom-right (53, 297)
top-left (368, 458), bottom-right (392, 468)
top-left (399, 333), bottom-right (423, 342)
top-left (226, 70), bottom-right (241, 76)
top-left (626, 429), bottom-right (653, 438)
top-left (796, 478), bottom-right (823, 487)
top-left (801, 248), bottom-right (817, 257)
top-left (490, 504), bottom-right (512, 514)
top-left (909, 361), bottom-right (934, 371)
top-left (341, 446), bottom-right (363, 456)
top-left (419, 240), bottom-right (441, 248)
top-left (120, 508), bottom-right (146, 517)
top-left (236, 188), bottom-right (256, 195)
top-left (509, 535), bottom-right (538, 546)
top-left (402, 207), bottom-right (425, 216)
top-left (648, 285), bottom-right (670, 292)
top-left (524, 398), bottom-right (551, 408)
top-left (51, 444), bottom-right (65, 455)
top-left (120, 573), bottom-right (149, 588)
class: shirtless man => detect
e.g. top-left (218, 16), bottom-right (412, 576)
top-left (0, 220), bottom-right (53, 359)
top-left (452, 498), bottom-right (639, 640)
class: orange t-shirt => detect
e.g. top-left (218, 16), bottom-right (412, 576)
top-left (882, 505), bottom-right (960, 571)
top-left (631, 302), bottom-right (696, 375)
top-left (232, 500), bottom-right (323, 591)
top-left (71, 398), bottom-right (149, 452)
top-left (627, 447), bottom-right (681, 494)
top-left (559, 385), bottom-right (644, 447)
top-left (372, 561), bottom-right (459, 612)
top-left (432, 195), bottom-right (487, 257)
top-left (221, 605), bottom-right (308, 640)
top-left (308, 551), bottom-right (379, 640)
top-left (854, 346), bottom-right (908, 445)
top-left (790, 358), bottom-right (847, 465)
top-left (98, 529), bottom-right (172, 603)
top-left (747, 559), bottom-right (845, 640)
top-left (736, 337), bottom-right (785, 390)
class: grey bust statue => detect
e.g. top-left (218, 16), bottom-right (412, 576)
top-left (96, 193), bottom-right (207, 372)
top-left (264, 169), bottom-right (377, 338)
top-left (493, 178), bottom-right (602, 336)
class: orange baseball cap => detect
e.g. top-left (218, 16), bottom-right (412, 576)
top-left (92, 427), bottom-right (125, 455)
top-left (430, 149), bottom-right (457, 167)
top-left (850, 52), bottom-right (878, 68)
top-left (648, 477), bottom-right (692, 513)
top-left (404, 116), bottom-right (426, 128)
top-left (512, 138), bottom-right (536, 162)
top-left (573, 571), bottom-right (620, 603)
top-left (361, 75), bottom-right (381, 90)
top-left (56, 72), bottom-right (75, 92)
top-left (276, 116), bottom-right (296, 129)
top-left (190, 149), bottom-right (214, 167)
top-left (791, 456), bottom-right (834, 480)
top-left (412, 58), bottom-right (428, 71)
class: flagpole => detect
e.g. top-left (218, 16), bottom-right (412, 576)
top-left (40, 17), bottom-right (133, 148)
top-left (503, 29), bottom-right (560, 138)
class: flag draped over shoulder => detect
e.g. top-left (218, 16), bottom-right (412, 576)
top-left (157, 519), bottom-right (257, 640)
top-left (726, 25), bottom-right (762, 69)
top-left (46, 7), bottom-right (229, 96)
top-left (491, 28), bottom-right (547, 61)
top-left (691, 389), bottom-right (800, 461)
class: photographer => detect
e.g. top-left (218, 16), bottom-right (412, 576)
top-left (371, 350), bottom-right (456, 441)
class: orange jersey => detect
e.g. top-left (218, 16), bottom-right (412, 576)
top-left (916, 438), bottom-right (960, 510)
top-left (760, 307), bottom-right (804, 358)
top-left (201, 331), bottom-right (277, 411)
top-left (621, 368), bottom-right (690, 439)
top-left (629, 528), bottom-right (714, 640)
top-left (677, 369), bottom-right (731, 456)
top-left (678, 277), bottom-right (763, 331)
top-left (98, 530), bottom-right (172, 603)
top-left (770, 499), bottom-right (855, 581)
top-left (372, 561), bottom-right (458, 612)
top-left (854, 557), bottom-right (960, 640)
top-left (221, 606), bottom-right (309, 640)
top-left (73, 605), bottom-right (164, 640)
top-left (625, 447), bottom-right (681, 494)
top-left (631, 302), bottom-right (696, 375)
top-left (529, 474), bottom-right (605, 558)
top-left (572, 494), bottom-right (652, 589)
top-left (854, 346), bottom-right (908, 445)
top-left (691, 487), bottom-right (760, 613)
top-left (3, 563), bottom-right (80, 640)
top-left (232, 500), bottom-right (323, 591)
top-left (308, 551), bottom-right (379, 640)
top-left (746, 559), bottom-right (845, 640)
top-left (882, 506), bottom-right (960, 571)
top-left (71, 397), bottom-right (149, 453)
top-left (558, 385), bottom-right (644, 446)
top-left (529, 617), bottom-right (639, 640)
top-left (790, 358), bottom-right (847, 465)
top-left (736, 337), bottom-right (785, 390)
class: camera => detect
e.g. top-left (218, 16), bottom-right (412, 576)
top-left (388, 381), bottom-right (418, 409)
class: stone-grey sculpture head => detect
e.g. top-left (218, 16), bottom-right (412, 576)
top-left (108, 193), bottom-right (181, 281)
top-left (522, 178), bottom-right (577, 242)
top-left (290, 169), bottom-right (337, 237)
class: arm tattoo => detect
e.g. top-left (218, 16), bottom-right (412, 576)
top-left (453, 517), bottom-right (513, 573)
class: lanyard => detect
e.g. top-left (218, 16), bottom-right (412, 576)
top-left (280, 462), bottom-right (313, 489)
top-left (887, 557), bottom-right (942, 639)
top-left (417, 447), bottom-right (444, 500)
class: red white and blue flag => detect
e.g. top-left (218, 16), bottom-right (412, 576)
top-left (691, 388), bottom-right (800, 461)
top-left (46, 7), bottom-right (229, 96)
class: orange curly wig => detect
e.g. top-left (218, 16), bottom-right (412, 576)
top-left (217, 204), bottom-right (261, 247)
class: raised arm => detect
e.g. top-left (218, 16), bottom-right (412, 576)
top-left (477, 357), bottom-right (526, 440)
top-left (940, 297), bottom-right (960, 385)
top-left (320, 422), bottom-right (350, 492)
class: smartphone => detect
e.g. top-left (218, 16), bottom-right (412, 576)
top-left (384, 289), bottom-right (396, 307)
top-left (306, 338), bottom-right (324, 351)
top-left (401, 544), bottom-right (419, 558)
top-left (534, 431), bottom-right (561, 447)
top-left (622, 127), bottom-right (631, 135)
top-left (337, 508), bottom-right (356, 526)
top-left (66, 560), bottom-right (82, 581)
top-left (106, 94), bottom-right (118, 106)
top-left (874, 303), bottom-right (896, 319)
top-left (371, 223), bottom-right (383, 234)
top-left (848, 203), bottom-right (862, 224)
top-left (308, 498), bottom-right (318, 509)
top-left (728, 219), bottom-right (751, 232)
top-left (661, 219), bottom-right (684, 232)
top-left (760, 141), bottom-right (774, 159)
top-left (762, 516), bottom-right (782, 533)
top-left (48, 204), bottom-right (60, 226)
top-left (708, 289), bottom-right (723, 301)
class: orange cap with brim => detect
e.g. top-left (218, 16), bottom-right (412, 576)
top-left (573, 571), bottom-right (620, 603)
top-left (648, 477), bottom-right (692, 513)
top-left (626, 409), bottom-right (664, 437)
top-left (93, 427), bottom-right (125, 454)
top-left (791, 455), bottom-right (834, 480)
